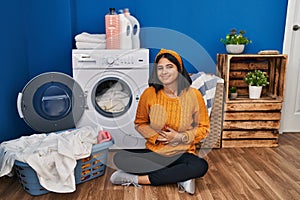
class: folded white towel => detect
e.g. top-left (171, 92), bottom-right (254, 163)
top-left (76, 42), bottom-right (106, 49)
top-left (75, 32), bottom-right (106, 43)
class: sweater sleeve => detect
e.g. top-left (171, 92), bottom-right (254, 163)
top-left (183, 88), bottom-right (210, 144)
top-left (134, 88), bottom-right (159, 144)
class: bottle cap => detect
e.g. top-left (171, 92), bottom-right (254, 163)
top-left (109, 8), bottom-right (115, 14)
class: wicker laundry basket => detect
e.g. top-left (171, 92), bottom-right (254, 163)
top-left (197, 82), bottom-right (224, 149)
top-left (14, 140), bottom-right (113, 196)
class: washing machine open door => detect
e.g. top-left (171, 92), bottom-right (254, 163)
top-left (17, 72), bottom-right (85, 132)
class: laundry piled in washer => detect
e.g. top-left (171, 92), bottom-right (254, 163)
top-left (96, 82), bottom-right (131, 113)
top-left (75, 32), bottom-right (106, 49)
top-left (0, 126), bottom-right (111, 193)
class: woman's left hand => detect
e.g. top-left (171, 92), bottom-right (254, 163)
top-left (159, 127), bottom-right (182, 145)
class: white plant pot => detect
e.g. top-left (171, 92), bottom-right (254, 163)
top-left (226, 44), bottom-right (245, 54)
top-left (249, 86), bottom-right (262, 99)
top-left (230, 93), bottom-right (238, 99)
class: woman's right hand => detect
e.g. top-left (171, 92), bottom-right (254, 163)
top-left (156, 134), bottom-right (168, 144)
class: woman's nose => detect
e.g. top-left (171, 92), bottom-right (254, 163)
top-left (161, 67), bottom-right (167, 74)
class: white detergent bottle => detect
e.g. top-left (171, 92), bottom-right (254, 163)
top-left (119, 10), bottom-right (133, 49)
top-left (124, 8), bottom-right (140, 49)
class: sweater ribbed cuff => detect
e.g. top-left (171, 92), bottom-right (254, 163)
top-left (181, 133), bottom-right (189, 144)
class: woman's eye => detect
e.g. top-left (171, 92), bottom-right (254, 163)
top-left (157, 64), bottom-right (174, 70)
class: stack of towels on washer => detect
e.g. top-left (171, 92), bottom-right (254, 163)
top-left (75, 32), bottom-right (106, 49)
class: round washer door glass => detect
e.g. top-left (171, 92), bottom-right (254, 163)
top-left (93, 77), bottom-right (133, 118)
top-left (33, 82), bottom-right (72, 120)
top-left (19, 72), bottom-right (85, 132)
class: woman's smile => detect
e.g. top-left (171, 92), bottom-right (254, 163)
top-left (160, 74), bottom-right (171, 80)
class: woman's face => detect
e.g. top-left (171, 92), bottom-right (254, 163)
top-left (157, 57), bottom-right (179, 87)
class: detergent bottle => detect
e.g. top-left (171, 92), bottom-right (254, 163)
top-left (124, 8), bottom-right (140, 49)
top-left (118, 9), bottom-right (133, 49)
top-left (105, 8), bottom-right (120, 49)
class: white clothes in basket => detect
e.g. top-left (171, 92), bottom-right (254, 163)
top-left (0, 126), bottom-right (98, 193)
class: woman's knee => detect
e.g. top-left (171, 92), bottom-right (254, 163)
top-left (190, 158), bottom-right (209, 178)
top-left (199, 158), bottom-right (209, 176)
top-left (113, 150), bottom-right (129, 167)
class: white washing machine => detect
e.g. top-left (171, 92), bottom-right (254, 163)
top-left (72, 49), bottom-right (149, 149)
top-left (17, 49), bottom-right (149, 149)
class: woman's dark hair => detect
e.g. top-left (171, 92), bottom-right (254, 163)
top-left (148, 53), bottom-right (192, 95)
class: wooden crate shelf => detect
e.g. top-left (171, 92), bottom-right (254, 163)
top-left (217, 54), bottom-right (287, 102)
top-left (217, 54), bottom-right (287, 148)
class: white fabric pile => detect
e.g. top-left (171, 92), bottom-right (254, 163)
top-left (191, 72), bottom-right (224, 116)
top-left (96, 82), bottom-right (130, 113)
top-left (75, 32), bottom-right (106, 49)
top-left (0, 126), bottom-right (98, 193)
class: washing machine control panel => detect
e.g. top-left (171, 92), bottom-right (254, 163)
top-left (103, 54), bottom-right (145, 66)
top-left (72, 49), bottom-right (149, 69)
top-left (106, 57), bottom-right (115, 65)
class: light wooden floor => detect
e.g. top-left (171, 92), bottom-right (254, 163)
top-left (0, 133), bottom-right (300, 200)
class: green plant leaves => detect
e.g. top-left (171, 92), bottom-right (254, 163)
top-left (244, 70), bottom-right (269, 86)
top-left (220, 29), bottom-right (251, 45)
top-left (230, 86), bottom-right (237, 93)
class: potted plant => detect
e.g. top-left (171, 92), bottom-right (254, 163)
top-left (220, 28), bottom-right (252, 54)
top-left (230, 86), bottom-right (238, 99)
top-left (244, 69), bottom-right (269, 99)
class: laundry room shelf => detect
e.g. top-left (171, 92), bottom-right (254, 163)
top-left (217, 54), bottom-right (288, 148)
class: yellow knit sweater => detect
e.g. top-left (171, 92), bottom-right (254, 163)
top-left (134, 86), bottom-right (210, 156)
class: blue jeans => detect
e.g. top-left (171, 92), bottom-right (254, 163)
top-left (112, 149), bottom-right (208, 186)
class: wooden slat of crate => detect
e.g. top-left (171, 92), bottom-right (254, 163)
top-left (216, 54), bottom-right (226, 80)
top-left (222, 130), bottom-right (279, 148)
top-left (229, 79), bottom-right (247, 88)
top-left (229, 71), bottom-right (248, 79)
top-left (228, 88), bottom-right (270, 96)
top-left (279, 58), bottom-right (287, 99)
top-left (230, 62), bottom-right (269, 71)
top-left (269, 58), bottom-right (276, 97)
top-left (223, 121), bottom-right (280, 130)
top-left (224, 102), bottom-right (282, 111)
top-left (224, 112), bottom-right (281, 121)
top-left (222, 130), bottom-right (278, 139)
top-left (222, 139), bottom-right (278, 148)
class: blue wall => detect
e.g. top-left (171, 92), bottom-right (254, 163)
top-left (0, 0), bottom-right (288, 142)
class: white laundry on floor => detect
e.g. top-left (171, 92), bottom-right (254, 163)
top-left (0, 126), bottom-right (98, 193)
